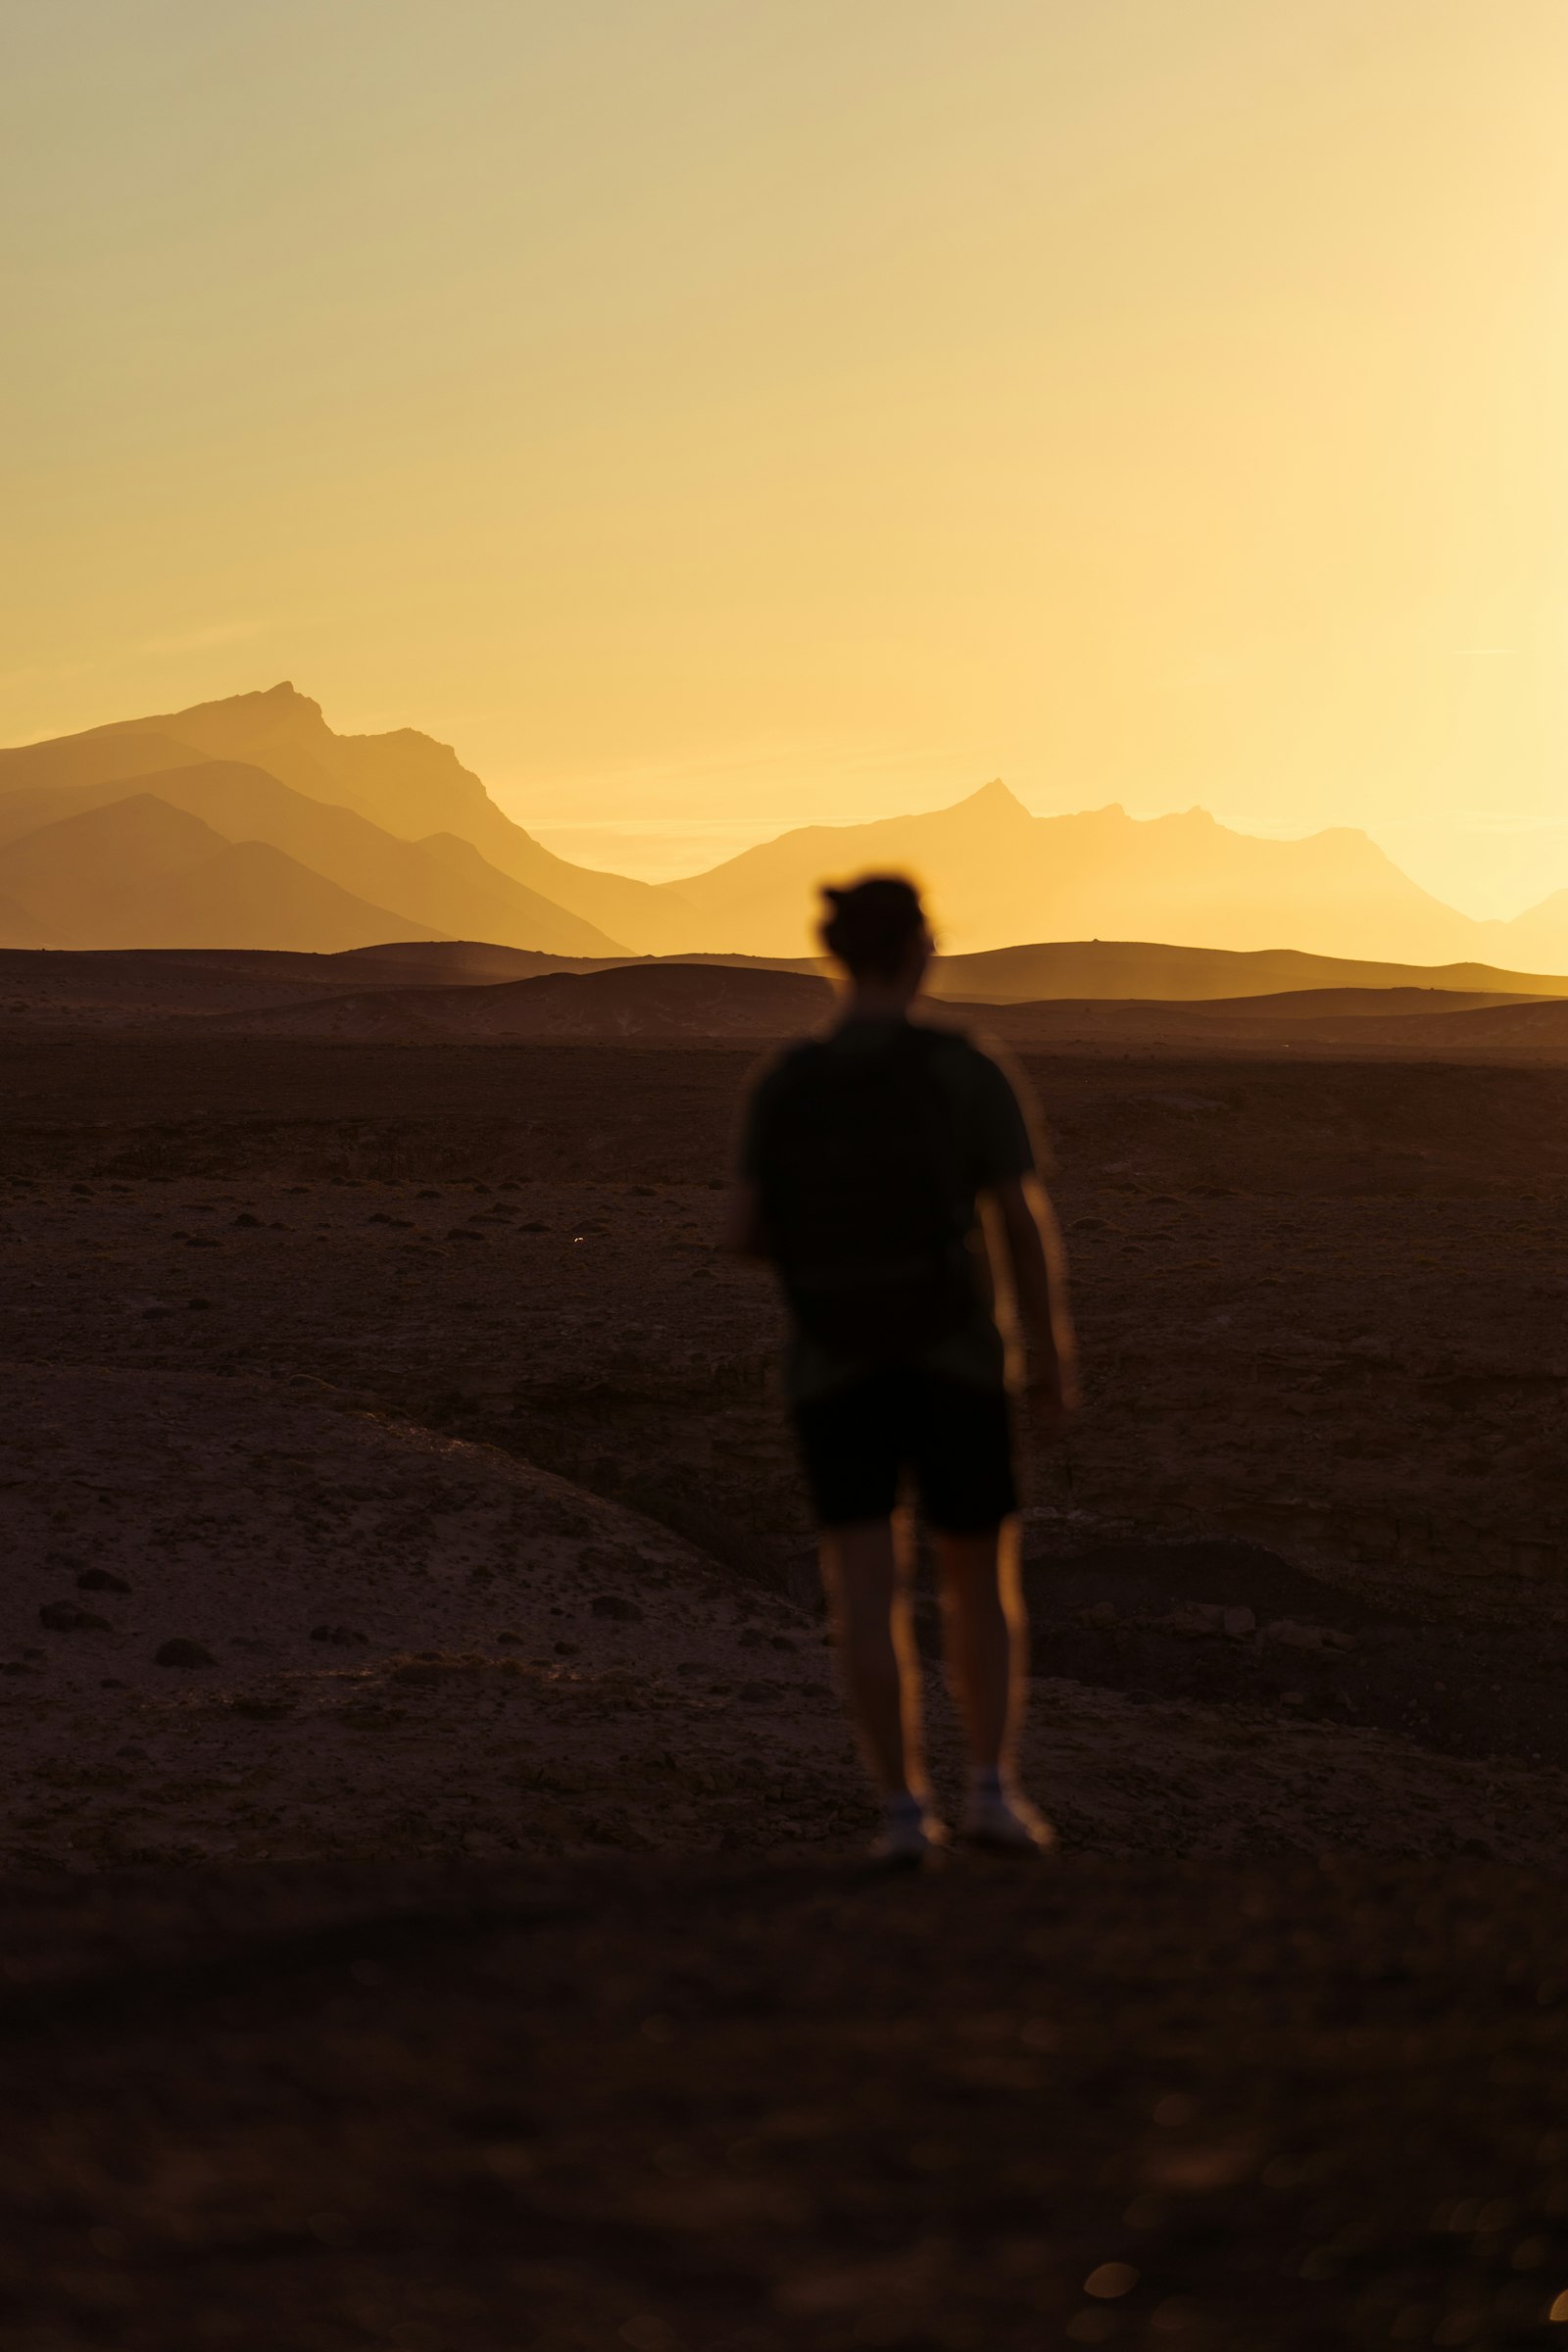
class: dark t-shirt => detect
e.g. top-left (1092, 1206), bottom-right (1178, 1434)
top-left (739, 1012), bottom-right (1038, 1401)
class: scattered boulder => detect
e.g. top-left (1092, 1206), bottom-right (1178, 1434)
top-left (591, 1595), bottom-right (644, 1623)
top-left (154, 1638), bottom-right (215, 1669)
top-left (76, 1568), bottom-right (132, 1593)
top-left (38, 1601), bottom-right (111, 1632)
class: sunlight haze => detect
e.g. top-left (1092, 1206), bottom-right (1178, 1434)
top-left (4, 1), bottom-right (1566, 915)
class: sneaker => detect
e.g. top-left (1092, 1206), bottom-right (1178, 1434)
top-left (960, 1784), bottom-right (1058, 1856)
top-left (869, 1804), bottom-right (953, 1868)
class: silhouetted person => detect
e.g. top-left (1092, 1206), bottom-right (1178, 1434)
top-left (730, 875), bottom-right (1077, 1862)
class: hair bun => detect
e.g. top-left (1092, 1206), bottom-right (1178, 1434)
top-left (816, 873), bottom-right (927, 980)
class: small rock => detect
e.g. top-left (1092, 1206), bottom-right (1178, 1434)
top-left (187, 1298), bottom-right (214, 1311)
top-left (1076, 1602), bottom-right (1118, 1630)
top-left (39, 1601), bottom-right (111, 1633)
top-left (739, 1628), bottom-right (767, 1648)
top-left (77, 1569), bottom-right (132, 1594)
top-left (496, 1630), bottom-right (525, 1646)
top-left (310, 1625), bottom-right (368, 1645)
top-left (554, 1641), bottom-right (581, 1657)
top-left (233, 1212), bottom-right (262, 1228)
top-left (1161, 1603), bottom-right (1227, 1639)
top-left (154, 1639), bottom-right (215, 1669)
top-left (768, 1634), bottom-right (796, 1651)
top-left (591, 1594), bottom-right (644, 1622)
top-left (1222, 1606), bottom-right (1256, 1640)
top-left (1263, 1619), bottom-right (1327, 1651)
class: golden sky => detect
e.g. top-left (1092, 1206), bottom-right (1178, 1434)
top-left (4, 2), bottom-right (1566, 912)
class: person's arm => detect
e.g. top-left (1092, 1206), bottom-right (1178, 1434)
top-left (724, 1179), bottom-right (768, 1259)
top-left (990, 1172), bottom-right (1079, 1436)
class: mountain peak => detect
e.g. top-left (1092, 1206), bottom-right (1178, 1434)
top-left (958, 778), bottom-right (1030, 818)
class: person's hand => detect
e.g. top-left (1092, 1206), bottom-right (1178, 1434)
top-left (1025, 1351), bottom-right (1078, 1442)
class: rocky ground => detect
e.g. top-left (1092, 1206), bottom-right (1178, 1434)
top-left (2, 1034), bottom-right (1567, 2346)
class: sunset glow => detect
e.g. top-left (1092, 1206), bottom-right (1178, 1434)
top-left (5, 2), bottom-right (1567, 913)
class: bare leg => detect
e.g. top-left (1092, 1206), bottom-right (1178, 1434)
top-left (820, 1513), bottom-right (926, 1799)
top-left (935, 1518), bottom-right (1025, 1776)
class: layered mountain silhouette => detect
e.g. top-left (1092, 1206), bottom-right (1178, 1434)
top-left (4, 682), bottom-right (1566, 969)
top-left (674, 782), bottom-right (1494, 963)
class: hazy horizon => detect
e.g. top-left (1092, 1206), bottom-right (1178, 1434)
top-left (6, 682), bottom-right (1566, 924)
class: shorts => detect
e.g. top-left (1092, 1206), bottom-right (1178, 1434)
top-left (791, 1368), bottom-right (1018, 1534)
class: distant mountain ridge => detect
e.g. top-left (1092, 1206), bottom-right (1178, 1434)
top-left (672, 781), bottom-right (1487, 963)
top-left (6, 681), bottom-right (1568, 969)
top-left (0, 684), bottom-right (694, 953)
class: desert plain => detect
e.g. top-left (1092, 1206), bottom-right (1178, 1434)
top-left (4, 961), bottom-right (1568, 2350)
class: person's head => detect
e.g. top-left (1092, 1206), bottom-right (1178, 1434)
top-left (818, 874), bottom-right (932, 998)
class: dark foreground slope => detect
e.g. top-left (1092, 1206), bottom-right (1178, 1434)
top-left (6, 1035), bottom-right (1568, 2349)
top-left (5, 1853), bottom-right (1568, 2352)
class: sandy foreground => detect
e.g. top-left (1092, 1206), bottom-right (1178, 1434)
top-left (3, 1036), bottom-right (1568, 2346)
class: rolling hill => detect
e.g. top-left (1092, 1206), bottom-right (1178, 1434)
top-left (208, 961), bottom-right (836, 1040)
top-left (922, 939), bottom-right (1568, 1004)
